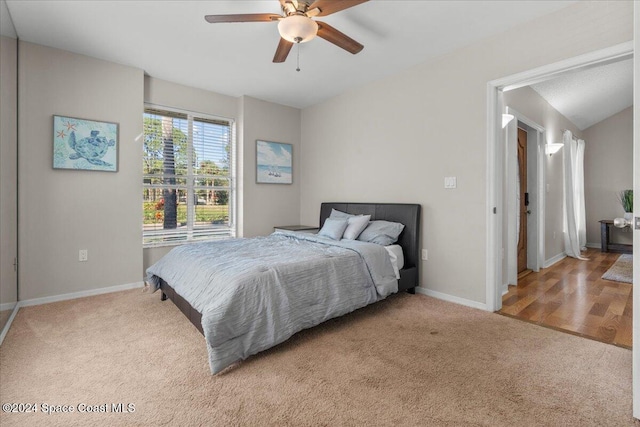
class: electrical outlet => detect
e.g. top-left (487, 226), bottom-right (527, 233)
top-left (444, 177), bottom-right (457, 189)
top-left (79, 249), bottom-right (88, 262)
top-left (421, 249), bottom-right (428, 260)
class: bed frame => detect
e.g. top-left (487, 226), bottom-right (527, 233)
top-left (160, 202), bottom-right (421, 335)
top-left (319, 202), bottom-right (420, 293)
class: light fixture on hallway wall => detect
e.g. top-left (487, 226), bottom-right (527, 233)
top-left (502, 114), bottom-right (514, 128)
top-left (546, 143), bottom-right (563, 155)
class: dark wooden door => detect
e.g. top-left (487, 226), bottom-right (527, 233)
top-left (517, 128), bottom-right (528, 274)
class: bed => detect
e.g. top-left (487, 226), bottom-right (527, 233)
top-left (147, 202), bottom-right (421, 373)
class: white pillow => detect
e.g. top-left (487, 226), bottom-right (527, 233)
top-left (343, 215), bottom-right (371, 240)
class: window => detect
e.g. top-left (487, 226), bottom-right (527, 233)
top-left (143, 107), bottom-right (236, 246)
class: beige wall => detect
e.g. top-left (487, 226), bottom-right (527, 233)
top-left (238, 96), bottom-right (301, 238)
top-left (143, 81), bottom-right (301, 271)
top-left (503, 86), bottom-right (584, 263)
top-left (18, 42), bottom-right (144, 300)
top-left (144, 77), bottom-right (238, 119)
top-left (299, 1), bottom-right (633, 304)
top-left (584, 106), bottom-right (633, 246)
top-left (0, 35), bottom-right (18, 308)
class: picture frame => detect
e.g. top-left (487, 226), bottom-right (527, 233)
top-left (53, 115), bottom-right (119, 172)
top-left (256, 140), bottom-right (293, 184)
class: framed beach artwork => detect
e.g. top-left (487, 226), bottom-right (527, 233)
top-left (256, 140), bottom-right (292, 184)
top-left (53, 115), bottom-right (119, 172)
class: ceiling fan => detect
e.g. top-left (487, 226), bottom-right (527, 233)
top-left (204, 0), bottom-right (368, 64)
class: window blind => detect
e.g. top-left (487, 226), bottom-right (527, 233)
top-left (143, 107), bottom-right (235, 247)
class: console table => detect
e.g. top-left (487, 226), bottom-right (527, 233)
top-left (599, 220), bottom-right (633, 254)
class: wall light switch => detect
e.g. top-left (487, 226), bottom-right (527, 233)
top-left (444, 177), bottom-right (457, 189)
top-left (79, 249), bottom-right (88, 262)
top-left (421, 249), bottom-right (428, 260)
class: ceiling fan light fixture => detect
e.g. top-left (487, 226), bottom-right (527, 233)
top-left (278, 15), bottom-right (318, 43)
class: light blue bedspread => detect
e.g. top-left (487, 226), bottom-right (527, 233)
top-left (146, 231), bottom-right (397, 374)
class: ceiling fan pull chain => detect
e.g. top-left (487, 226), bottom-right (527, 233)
top-left (296, 43), bottom-right (301, 72)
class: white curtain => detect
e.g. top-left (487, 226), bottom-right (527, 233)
top-left (563, 130), bottom-right (588, 260)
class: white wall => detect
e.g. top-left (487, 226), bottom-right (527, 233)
top-left (299, 1), bottom-right (633, 303)
top-left (0, 35), bottom-right (17, 308)
top-left (18, 42), bottom-right (144, 300)
top-left (584, 107), bottom-right (633, 246)
top-left (503, 86), bottom-right (584, 263)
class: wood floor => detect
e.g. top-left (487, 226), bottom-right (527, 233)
top-left (499, 248), bottom-right (632, 349)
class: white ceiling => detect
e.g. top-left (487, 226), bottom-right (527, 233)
top-left (2, 1), bottom-right (631, 129)
top-left (2, 0), bottom-right (579, 109)
top-left (530, 58), bottom-right (633, 131)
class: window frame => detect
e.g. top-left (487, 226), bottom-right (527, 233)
top-left (142, 104), bottom-right (237, 248)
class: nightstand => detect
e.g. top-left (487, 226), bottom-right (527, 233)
top-left (274, 225), bottom-right (319, 234)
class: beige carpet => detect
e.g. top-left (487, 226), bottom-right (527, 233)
top-left (602, 254), bottom-right (633, 284)
top-left (0, 289), bottom-right (635, 426)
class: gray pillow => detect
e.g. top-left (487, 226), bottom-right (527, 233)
top-left (329, 208), bottom-right (353, 219)
top-left (318, 217), bottom-right (349, 240)
top-left (357, 220), bottom-right (405, 245)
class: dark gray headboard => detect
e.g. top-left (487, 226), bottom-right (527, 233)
top-left (319, 203), bottom-right (421, 270)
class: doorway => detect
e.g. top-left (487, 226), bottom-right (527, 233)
top-left (486, 39), bottom-right (635, 414)
top-left (500, 96), bottom-right (633, 349)
top-left (502, 109), bottom-right (544, 294)
top-left (486, 41), bottom-right (633, 310)
top-left (517, 127), bottom-right (528, 276)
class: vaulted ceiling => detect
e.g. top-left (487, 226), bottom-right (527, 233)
top-left (3, 0), bottom-right (577, 109)
top-left (531, 58), bottom-right (633, 131)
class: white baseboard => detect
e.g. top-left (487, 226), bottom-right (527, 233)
top-left (1, 281), bottom-right (144, 346)
top-left (19, 281), bottom-right (145, 308)
top-left (0, 305), bottom-right (20, 346)
top-left (0, 301), bottom-right (18, 312)
top-left (586, 243), bottom-right (600, 249)
top-left (543, 252), bottom-right (566, 268)
top-left (415, 287), bottom-right (488, 311)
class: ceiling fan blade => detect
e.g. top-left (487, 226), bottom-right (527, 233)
top-left (204, 14), bottom-right (281, 23)
top-left (273, 38), bottom-right (294, 63)
top-left (316, 21), bottom-right (364, 54)
top-left (308, 0), bottom-right (368, 16)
